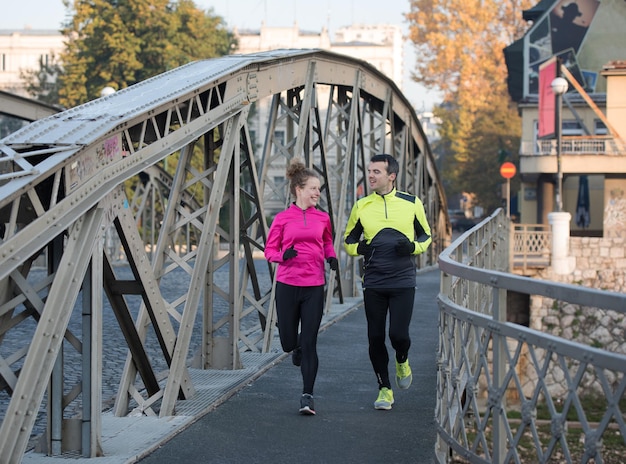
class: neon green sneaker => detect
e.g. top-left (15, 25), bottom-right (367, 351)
top-left (396, 359), bottom-right (412, 389)
top-left (374, 387), bottom-right (394, 410)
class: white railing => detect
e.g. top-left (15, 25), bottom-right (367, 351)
top-left (520, 136), bottom-right (626, 156)
top-left (512, 223), bottom-right (550, 272)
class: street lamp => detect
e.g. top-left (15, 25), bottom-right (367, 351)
top-left (551, 76), bottom-right (568, 212)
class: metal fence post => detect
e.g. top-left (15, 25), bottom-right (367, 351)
top-left (492, 285), bottom-right (508, 462)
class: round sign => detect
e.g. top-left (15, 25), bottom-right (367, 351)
top-left (500, 162), bottom-right (516, 179)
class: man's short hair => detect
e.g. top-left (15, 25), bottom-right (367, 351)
top-left (370, 154), bottom-right (399, 176)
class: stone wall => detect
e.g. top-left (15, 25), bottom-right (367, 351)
top-left (525, 236), bottom-right (626, 398)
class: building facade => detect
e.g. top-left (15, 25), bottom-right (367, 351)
top-left (234, 23), bottom-right (405, 214)
top-left (505, 0), bottom-right (626, 238)
top-left (1, 23), bottom-right (403, 97)
top-left (0, 29), bottom-right (64, 96)
top-left (235, 23), bottom-right (403, 89)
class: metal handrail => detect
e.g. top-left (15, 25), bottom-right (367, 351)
top-left (436, 209), bottom-right (626, 463)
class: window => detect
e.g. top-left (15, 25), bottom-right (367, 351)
top-left (562, 120), bottom-right (583, 136)
top-left (594, 120), bottom-right (607, 135)
top-left (273, 130), bottom-right (285, 154)
top-left (533, 119), bottom-right (583, 138)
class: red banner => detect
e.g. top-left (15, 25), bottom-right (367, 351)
top-left (538, 58), bottom-right (557, 139)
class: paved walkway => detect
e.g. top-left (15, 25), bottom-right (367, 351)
top-left (24, 269), bottom-right (440, 464)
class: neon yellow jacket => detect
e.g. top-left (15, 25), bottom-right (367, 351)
top-left (344, 188), bottom-right (431, 288)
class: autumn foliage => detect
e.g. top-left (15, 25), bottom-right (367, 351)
top-left (405, 0), bottom-right (535, 213)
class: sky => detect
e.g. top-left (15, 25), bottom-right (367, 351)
top-left (1, 0), bottom-right (441, 110)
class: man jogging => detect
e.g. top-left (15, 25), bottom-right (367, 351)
top-left (343, 154), bottom-right (431, 410)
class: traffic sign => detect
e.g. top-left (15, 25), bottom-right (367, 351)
top-left (500, 162), bottom-right (516, 179)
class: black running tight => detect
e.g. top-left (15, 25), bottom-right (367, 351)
top-left (363, 287), bottom-right (415, 389)
top-left (275, 282), bottom-right (325, 395)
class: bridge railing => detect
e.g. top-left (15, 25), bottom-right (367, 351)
top-left (437, 208), bottom-right (626, 463)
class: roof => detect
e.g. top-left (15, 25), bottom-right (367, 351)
top-left (522, 0), bottom-right (556, 22)
top-left (0, 29), bottom-right (62, 35)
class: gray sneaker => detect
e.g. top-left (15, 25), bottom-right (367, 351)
top-left (299, 394), bottom-right (315, 415)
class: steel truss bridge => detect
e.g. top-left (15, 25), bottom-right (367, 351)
top-left (0, 49), bottom-right (449, 462)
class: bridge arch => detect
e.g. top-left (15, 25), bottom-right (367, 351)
top-left (0, 49), bottom-right (448, 460)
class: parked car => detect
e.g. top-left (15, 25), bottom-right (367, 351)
top-left (448, 209), bottom-right (476, 231)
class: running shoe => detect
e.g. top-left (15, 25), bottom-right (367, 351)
top-left (374, 387), bottom-right (394, 410)
top-left (292, 346), bottom-right (302, 366)
top-left (299, 393), bottom-right (315, 415)
top-left (396, 359), bottom-right (412, 389)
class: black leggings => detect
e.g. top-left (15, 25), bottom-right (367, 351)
top-left (275, 282), bottom-right (325, 395)
top-left (363, 287), bottom-right (415, 389)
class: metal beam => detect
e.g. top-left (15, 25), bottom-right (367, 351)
top-left (0, 90), bottom-right (61, 121)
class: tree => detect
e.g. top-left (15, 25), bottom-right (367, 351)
top-left (405, 0), bottom-right (534, 214)
top-left (57, 0), bottom-right (236, 107)
top-left (462, 97), bottom-right (522, 213)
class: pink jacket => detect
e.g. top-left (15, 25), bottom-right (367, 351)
top-left (264, 204), bottom-right (336, 286)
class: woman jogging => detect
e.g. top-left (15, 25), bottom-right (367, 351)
top-left (264, 158), bottom-right (338, 415)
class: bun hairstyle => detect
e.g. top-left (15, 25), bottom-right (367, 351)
top-left (286, 158), bottom-right (318, 197)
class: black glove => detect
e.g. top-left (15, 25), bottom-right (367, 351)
top-left (357, 240), bottom-right (372, 256)
top-left (282, 245), bottom-right (298, 261)
top-left (395, 238), bottom-right (415, 256)
top-left (327, 257), bottom-right (339, 271)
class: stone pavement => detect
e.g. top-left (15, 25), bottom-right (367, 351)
top-left (23, 269), bottom-right (440, 464)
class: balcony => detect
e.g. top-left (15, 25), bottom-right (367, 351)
top-left (520, 135), bottom-right (625, 156)
top-left (520, 135), bottom-right (626, 175)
